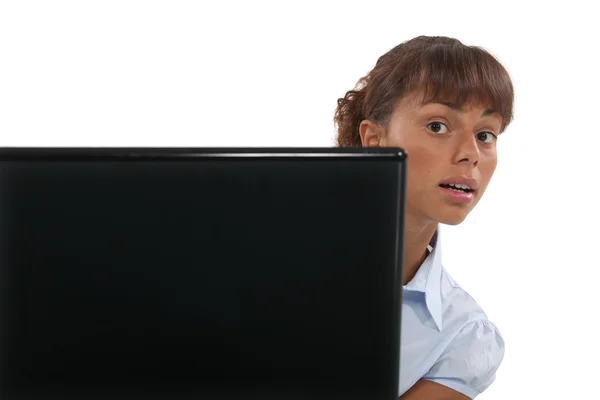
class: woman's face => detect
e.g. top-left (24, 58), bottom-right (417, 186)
top-left (360, 92), bottom-right (503, 226)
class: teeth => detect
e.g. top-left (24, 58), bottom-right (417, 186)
top-left (449, 183), bottom-right (470, 190)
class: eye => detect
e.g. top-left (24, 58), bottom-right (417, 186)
top-left (427, 122), bottom-right (449, 134)
top-left (476, 131), bottom-right (497, 144)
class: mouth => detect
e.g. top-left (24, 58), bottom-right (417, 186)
top-left (438, 183), bottom-right (475, 204)
top-left (438, 183), bottom-right (475, 194)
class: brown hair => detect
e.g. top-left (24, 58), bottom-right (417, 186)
top-left (334, 36), bottom-right (514, 147)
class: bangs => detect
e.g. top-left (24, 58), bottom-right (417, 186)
top-left (335, 36), bottom-right (515, 147)
top-left (407, 43), bottom-right (514, 131)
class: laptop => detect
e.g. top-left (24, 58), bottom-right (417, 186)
top-left (0, 147), bottom-right (407, 400)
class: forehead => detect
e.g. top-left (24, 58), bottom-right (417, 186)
top-left (394, 90), bottom-right (498, 117)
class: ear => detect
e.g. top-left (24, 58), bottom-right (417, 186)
top-left (359, 120), bottom-right (384, 147)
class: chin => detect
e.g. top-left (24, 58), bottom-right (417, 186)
top-left (435, 210), bottom-right (471, 226)
top-left (433, 196), bottom-right (481, 226)
top-left (438, 217), bottom-right (466, 226)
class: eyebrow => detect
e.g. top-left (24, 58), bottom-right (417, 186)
top-left (425, 101), bottom-right (497, 117)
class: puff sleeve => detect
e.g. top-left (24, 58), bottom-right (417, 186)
top-left (422, 319), bottom-right (505, 398)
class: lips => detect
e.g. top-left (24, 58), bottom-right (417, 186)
top-left (439, 185), bottom-right (474, 204)
top-left (438, 176), bottom-right (479, 204)
top-left (439, 183), bottom-right (473, 193)
top-left (438, 176), bottom-right (479, 192)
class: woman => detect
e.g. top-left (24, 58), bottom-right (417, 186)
top-left (334, 36), bottom-right (514, 399)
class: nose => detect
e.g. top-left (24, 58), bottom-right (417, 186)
top-left (454, 133), bottom-right (480, 167)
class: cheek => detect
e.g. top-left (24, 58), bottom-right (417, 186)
top-left (383, 129), bottom-right (442, 189)
top-left (404, 144), bottom-right (440, 189)
top-left (385, 134), bottom-right (436, 169)
top-left (481, 155), bottom-right (498, 181)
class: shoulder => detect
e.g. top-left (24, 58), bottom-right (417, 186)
top-left (439, 267), bottom-right (493, 326)
top-left (427, 268), bottom-right (505, 398)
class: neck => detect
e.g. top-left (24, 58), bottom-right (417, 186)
top-left (402, 215), bottom-right (438, 285)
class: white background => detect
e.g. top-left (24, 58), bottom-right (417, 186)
top-left (1, 1), bottom-right (599, 398)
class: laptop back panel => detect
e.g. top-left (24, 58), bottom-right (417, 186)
top-left (0, 148), bottom-right (406, 400)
